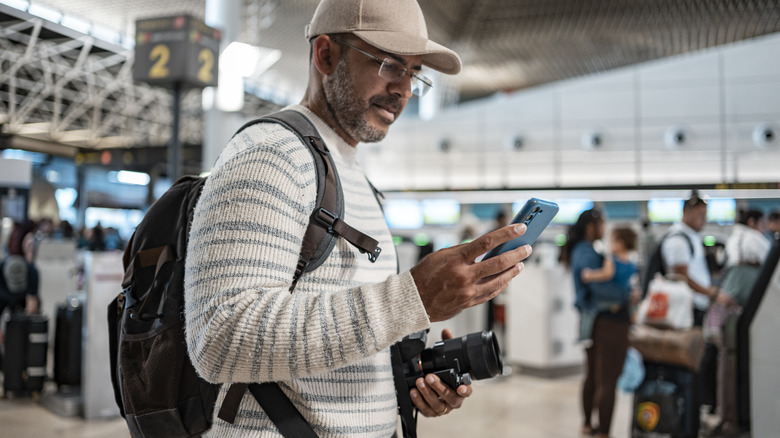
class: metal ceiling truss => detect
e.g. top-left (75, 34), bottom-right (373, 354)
top-left (0, 5), bottom-right (278, 158)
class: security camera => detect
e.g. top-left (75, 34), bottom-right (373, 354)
top-left (664, 127), bottom-right (688, 148)
top-left (504, 135), bottom-right (524, 151)
top-left (581, 131), bottom-right (602, 150)
top-left (752, 123), bottom-right (777, 148)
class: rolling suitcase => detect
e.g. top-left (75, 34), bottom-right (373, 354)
top-left (632, 362), bottom-right (699, 438)
top-left (54, 299), bottom-right (83, 388)
top-left (2, 313), bottom-right (49, 398)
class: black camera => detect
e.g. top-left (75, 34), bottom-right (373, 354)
top-left (396, 329), bottom-right (503, 390)
top-left (390, 329), bottom-right (503, 438)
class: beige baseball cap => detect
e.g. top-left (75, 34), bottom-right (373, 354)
top-left (305, 0), bottom-right (462, 75)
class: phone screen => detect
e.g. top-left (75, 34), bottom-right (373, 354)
top-left (481, 198), bottom-right (559, 261)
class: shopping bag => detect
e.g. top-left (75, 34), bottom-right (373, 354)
top-left (636, 275), bottom-right (693, 330)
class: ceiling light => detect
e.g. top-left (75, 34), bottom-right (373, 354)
top-left (220, 42), bottom-right (281, 78)
top-left (112, 170), bottom-right (150, 186)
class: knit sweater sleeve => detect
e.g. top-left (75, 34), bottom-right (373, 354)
top-left (184, 124), bottom-right (429, 384)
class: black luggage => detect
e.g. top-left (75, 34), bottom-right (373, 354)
top-left (632, 362), bottom-right (699, 438)
top-left (2, 313), bottom-right (49, 398)
top-left (54, 298), bottom-right (83, 388)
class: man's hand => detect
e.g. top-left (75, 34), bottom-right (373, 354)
top-left (712, 287), bottom-right (736, 307)
top-left (411, 224), bottom-right (531, 322)
top-left (409, 329), bottom-right (472, 417)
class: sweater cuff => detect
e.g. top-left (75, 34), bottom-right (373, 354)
top-left (364, 271), bottom-right (430, 348)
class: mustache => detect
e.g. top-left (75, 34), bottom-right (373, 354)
top-left (369, 95), bottom-right (402, 114)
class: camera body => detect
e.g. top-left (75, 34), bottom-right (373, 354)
top-left (395, 330), bottom-right (502, 390)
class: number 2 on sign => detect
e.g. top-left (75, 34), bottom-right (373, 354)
top-left (197, 49), bottom-right (214, 83)
top-left (149, 44), bottom-right (170, 79)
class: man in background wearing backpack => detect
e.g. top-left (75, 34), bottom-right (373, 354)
top-left (659, 192), bottom-right (735, 433)
top-left (184, 0), bottom-right (533, 436)
top-left (661, 193), bottom-right (733, 327)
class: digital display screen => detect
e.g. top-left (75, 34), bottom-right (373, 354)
top-left (383, 199), bottom-right (424, 229)
top-left (647, 198), bottom-right (683, 223)
top-left (551, 199), bottom-right (594, 225)
top-left (707, 198), bottom-right (736, 224)
top-left (422, 199), bottom-right (460, 226)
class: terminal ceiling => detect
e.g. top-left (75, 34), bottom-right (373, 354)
top-left (2, 0), bottom-right (780, 157)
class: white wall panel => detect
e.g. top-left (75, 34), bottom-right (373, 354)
top-left (561, 88), bottom-right (635, 121)
top-left (726, 81), bottom-right (780, 117)
top-left (724, 35), bottom-right (780, 78)
top-left (639, 50), bottom-right (720, 84)
top-left (640, 151), bottom-right (723, 185)
top-left (560, 125), bottom-right (635, 151)
top-left (560, 150), bottom-right (637, 187)
top-left (559, 68), bottom-right (634, 93)
top-left (368, 33), bottom-right (780, 190)
top-left (505, 151), bottom-right (557, 188)
top-left (640, 85), bottom-right (721, 119)
top-left (639, 122), bottom-right (723, 153)
top-left (734, 151), bottom-right (780, 183)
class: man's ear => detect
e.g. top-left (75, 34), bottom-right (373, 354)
top-left (312, 35), bottom-right (339, 75)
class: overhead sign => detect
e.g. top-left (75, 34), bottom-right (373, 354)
top-left (133, 15), bottom-right (221, 88)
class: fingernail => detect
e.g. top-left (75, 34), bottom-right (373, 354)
top-left (411, 390), bottom-right (419, 399)
top-left (417, 379), bottom-right (425, 389)
top-left (426, 375), bottom-right (435, 384)
top-left (526, 245), bottom-right (533, 255)
top-left (514, 224), bottom-right (526, 233)
top-left (518, 262), bottom-right (525, 272)
top-left (458, 386), bottom-right (467, 395)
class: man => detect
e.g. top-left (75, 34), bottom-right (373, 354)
top-left (184, 0), bottom-right (532, 436)
top-left (661, 193), bottom-right (731, 327)
top-left (723, 209), bottom-right (771, 304)
top-left (660, 192), bottom-right (733, 433)
top-left (0, 254), bottom-right (40, 346)
top-left (768, 210), bottom-right (780, 239)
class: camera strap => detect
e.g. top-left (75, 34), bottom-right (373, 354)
top-left (390, 343), bottom-right (418, 438)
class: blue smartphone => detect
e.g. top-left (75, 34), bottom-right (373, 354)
top-left (481, 198), bottom-right (559, 261)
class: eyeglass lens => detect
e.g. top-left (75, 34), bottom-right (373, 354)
top-left (378, 60), bottom-right (431, 96)
top-left (333, 38), bottom-right (432, 97)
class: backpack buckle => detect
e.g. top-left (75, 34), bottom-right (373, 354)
top-left (315, 208), bottom-right (337, 233)
top-left (366, 246), bottom-right (382, 263)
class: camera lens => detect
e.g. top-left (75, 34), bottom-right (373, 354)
top-left (416, 331), bottom-right (503, 383)
top-left (464, 331), bottom-right (502, 379)
top-left (532, 206), bottom-right (540, 213)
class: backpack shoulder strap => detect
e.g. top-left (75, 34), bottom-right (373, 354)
top-left (664, 230), bottom-right (695, 256)
top-left (658, 230), bottom-right (696, 276)
top-left (234, 110), bottom-right (381, 292)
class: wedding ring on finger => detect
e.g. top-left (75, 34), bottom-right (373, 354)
top-left (440, 406), bottom-right (448, 415)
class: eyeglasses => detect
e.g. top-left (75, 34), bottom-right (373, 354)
top-left (332, 38), bottom-right (433, 97)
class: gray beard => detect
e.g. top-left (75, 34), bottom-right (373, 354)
top-left (322, 59), bottom-right (388, 144)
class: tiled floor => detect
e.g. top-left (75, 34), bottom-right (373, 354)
top-left (0, 370), bottom-right (744, 438)
top-left (416, 372), bottom-right (635, 438)
top-left (0, 370), bottom-right (637, 438)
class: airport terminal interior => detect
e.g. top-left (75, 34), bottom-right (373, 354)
top-left (1, 0), bottom-right (780, 437)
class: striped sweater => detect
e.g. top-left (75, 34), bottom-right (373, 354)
top-left (184, 105), bottom-right (430, 437)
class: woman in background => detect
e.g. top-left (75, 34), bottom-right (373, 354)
top-left (560, 209), bottom-right (634, 438)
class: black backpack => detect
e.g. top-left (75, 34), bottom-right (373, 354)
top-left (107, 110), bottom-right (380, 438)
top-left (640, 231), bottom-right (694, 297)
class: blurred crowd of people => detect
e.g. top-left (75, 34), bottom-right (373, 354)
top-left (562, 196), bottom-right (779, 438)
top-left (0, 218), bottom-right (125, 330)
top-left (2, 219), bottom-right (125, 261)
